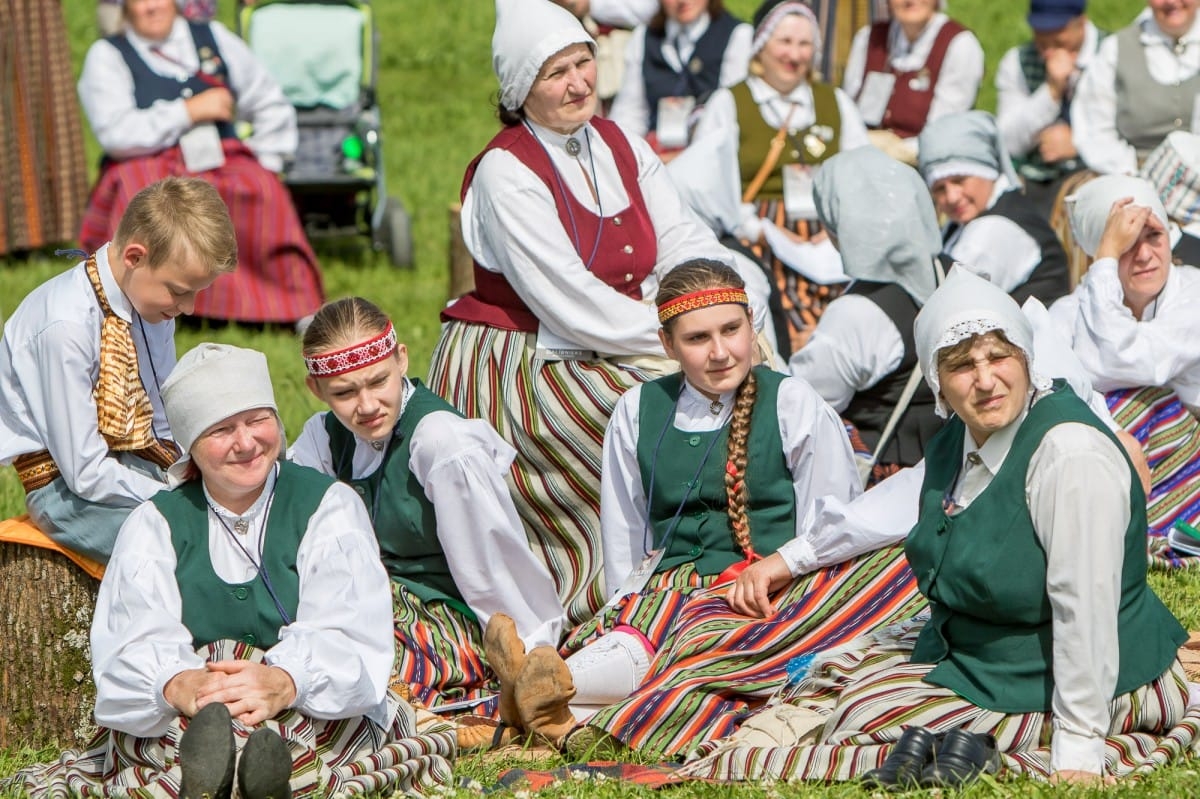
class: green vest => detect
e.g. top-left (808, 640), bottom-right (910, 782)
top-left (158, 461), bottom-right (331, 650)
top-left (635, 367), bottom-right (795, 575)
top-left (733, 80), bottom-right (842, 199)
top-left (906, 383), bottom-right (1185, 713)
top-left (325, 381), bottom-right (468, 611)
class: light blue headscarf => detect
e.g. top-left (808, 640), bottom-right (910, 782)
top-left (917, 111), bottom-right (1022, 189)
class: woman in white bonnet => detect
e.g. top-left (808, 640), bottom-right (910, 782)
top-left (4, 343), bottom-right (454, 798)
top-left (683, 268), bottom-right (1192, 788)
top-left (429, 0), bottom-right (763, 631)
top-left (1050, 174), bottom-right (1200, 562)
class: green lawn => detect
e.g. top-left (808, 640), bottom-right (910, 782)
top-left (3, 0), bottom-right (1190, 796)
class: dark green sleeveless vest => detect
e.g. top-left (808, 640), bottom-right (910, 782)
top-left (906, 383), bottom-right (1185, 712)
top-left (158, 461), bottom-right (331, 650)
top-left (732, 80), bottom-right (842, 199)
top-left (635, 367), bottom-right (795, 575)
top-left (325, 381), bottom-right (467, 610)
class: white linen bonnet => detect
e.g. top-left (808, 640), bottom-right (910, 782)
top-left (492, 0), bottom-right (595, 112)
top-left (162, 343), bottom-right (280, 480)
top-left (914, 268), bottom-right (1051, 417)
top-left (1066, 174), bottom-right (1170, 258)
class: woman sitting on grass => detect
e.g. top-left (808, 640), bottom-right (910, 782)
top-left (292, 297), bottom-right (567, 748)
top-left (485, 258), bottom-right (924, 757)
top-left (682, 268), bottom-right (1193, 787)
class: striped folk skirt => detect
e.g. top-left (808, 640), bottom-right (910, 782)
top-left (427, 321), bottom-right (654, 626)
top-left (1, 641), bottom-right (456, 798)
top-left (0, 0), bottom-right (88, 256)
top-left (681, 619), bottom-right (1199, 782)
top-left (79, 141), bottom-right (325, 324)
top-left (566, 544), bottom-right (924, 756)
top-left (1107, 386), bottom-right (1200, 569)
top-left (391, 582), bottom-right (500, 718)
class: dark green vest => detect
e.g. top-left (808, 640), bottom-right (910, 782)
top-left (635, 367), bottom-right (795, 575)
top-left (158, 461), bottom-right (331, 650)
top-left (732, 80), bottom-right (842, 199)
top-left (906, 383), bottom-right (1185, 712)
top-left (325, 382), bottom-right (467, 610)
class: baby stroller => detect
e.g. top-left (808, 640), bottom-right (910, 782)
top-left (238, 0), bottom-right (413, 267)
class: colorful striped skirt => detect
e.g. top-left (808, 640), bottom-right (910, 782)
top-left (0, 0), bottom-right (87, 256)
top-left (1, 640), bottom-right (456, 798)
top-left (427, 321), bottom-right (654, 626)
top-left (1106, 386), bottom-right (1200, 570)
top-left (391, 583), bottom-right (499, 719)
top-left (79, 141), bottom-right (325, 324)
top-left (681, 618), bottom-right (1198, 781)
top-left (566, 544), bottom-right (924, 756)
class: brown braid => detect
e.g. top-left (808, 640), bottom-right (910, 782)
top-left (724, 369), bottom-right (759, 559)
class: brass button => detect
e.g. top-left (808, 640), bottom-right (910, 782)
top-left (613, 216), bottom-right (623, 226)
top-left (623, 244), bottom-right (633, 254)
top-left (1176, 118), bottom-right (1184, 127)
top-left (624, 272), bottom-right (634, 282)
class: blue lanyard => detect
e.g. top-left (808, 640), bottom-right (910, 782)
top-left (642, 385), bottom-right (726, 556)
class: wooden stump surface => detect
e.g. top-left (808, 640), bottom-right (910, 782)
top-left (0, 541), bottom-right (99, 749)
top-left (448, 202), bottom-right (475, 302)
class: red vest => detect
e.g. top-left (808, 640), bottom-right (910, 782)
top-left (442, 117), bottom-right (658, 332)
top-left (860, 19), bottom-right (967, 139)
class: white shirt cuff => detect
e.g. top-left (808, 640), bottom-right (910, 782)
top-left (1050, 726), bottom-right (1106, 774)
top-left (264, 650), bottom-right (310, 710)
top-left (777, 536), bottom-right (817, 578)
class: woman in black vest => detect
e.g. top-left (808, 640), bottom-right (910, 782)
top-left (608, 0), bottom-right (752, 157)
top-left (918, 110), bottom-right (1071, 306)
top-left (684, 268), bottom-right (1191, 788)
top-left (4, 344), bottom-right (454, 798)
top-left (292, 297), bottom-right (567, 750)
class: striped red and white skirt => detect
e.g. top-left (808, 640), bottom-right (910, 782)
top-left (79, 141), bottom-right (324, 324)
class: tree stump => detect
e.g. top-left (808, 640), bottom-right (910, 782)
top-left (0, 541), bottom-right (99, 749)
top-left (448, 202), bottom-right (475, 301)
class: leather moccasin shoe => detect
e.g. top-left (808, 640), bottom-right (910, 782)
top-left (860, 726), bottom-right (939, 791)
top-left (920, 728), bottom-right (1000, 789)
top-left (178, 703), bottom-right (235, 799)
top-left (237, 727), bottom-right (292, 799)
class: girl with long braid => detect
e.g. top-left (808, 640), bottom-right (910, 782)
top-left (485, 259), bottom-right (923, 755)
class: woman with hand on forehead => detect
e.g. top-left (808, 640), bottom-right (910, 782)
top-left (292, 298), bottom-right (567, 748)
top-left (485, 259), bottom-right (921, 756)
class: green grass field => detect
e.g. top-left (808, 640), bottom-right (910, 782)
top-left (4, 0), bottom-right (1194, 796)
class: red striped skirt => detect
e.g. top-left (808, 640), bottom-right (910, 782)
top-left (79, 141), bottom-right (324, 323)
top-left (681, 619), bottom-right (1198, 781)
top-left (1106, 386), bottom-right (1200, 569)
top-left (570, 544), bottom-right (924, 756)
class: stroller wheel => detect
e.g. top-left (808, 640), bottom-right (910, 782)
top-left (376, 195), bottom-right (413, 268)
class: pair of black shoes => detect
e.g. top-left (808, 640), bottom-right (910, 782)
top-left (178, 703), bottom-right (293, 799)
top-left (860, 726), bottom-right (1000, 791)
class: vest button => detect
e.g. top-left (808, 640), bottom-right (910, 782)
top-left (181, 86), bottom-right (194, 98)
top-left (625, 273), bottom-right (634, 282)
top-left (623, 244), bottom-right (634, 255)
top-left (613, 216), bottom-right (623, 226)
top-left (354, 485), bottom-right (367, 496)
top-left (234, 587), bottom-right (249, 600)
top-left (688, 546), bottom-right (702, 557)
top-left (1176, 118), bottom-right (1184, 127)
top-left (688, 435), bottom-right (701, 446)
top-left (791, 150), bottom-right (801, 159)
top-left (243, 633), bottom-right (257, 646)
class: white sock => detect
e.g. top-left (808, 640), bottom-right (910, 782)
top-left (565, 630), bottom-right (652, 706)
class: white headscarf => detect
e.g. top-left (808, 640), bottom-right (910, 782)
top-left (914, 268), bottom-right (1051, 417)
top-left (917, 110), bottom-right (1021, 189)
top-left (814, 147), bottom-right (942, 305)
top-left (162, 343), bottom-right (281, 482)
top-left (492, 0), bottom-right (595, 112)
top-left (750, 1), bottom-right (822, 65)
top-left (1067, 174), bottom-right (1170, 257)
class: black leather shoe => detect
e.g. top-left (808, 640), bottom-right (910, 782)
top-left (178, 703), bottom-right (235, 799)
top-left (860, 726), bottom-right (939, 790)
top-left (237, 727), bottom-right (292, 799)
top-left (920, 728), bottom-right (1001, 789)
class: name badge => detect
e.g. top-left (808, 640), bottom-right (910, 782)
top-left (601, 548), bottom-right (664, 611)
top-left (857, 71), bottom-right (896, 127)
top-left (656, 96), bottom-right (696, 150)
top-left (179, 124), bottom-right (226, 173)
top-left (783, 163), bottom-right (819, 222)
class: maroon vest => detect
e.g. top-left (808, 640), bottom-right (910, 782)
top-left (860, 19), bottom-right (967, 139)
top-left (442, 117), bottom-right (659, 332)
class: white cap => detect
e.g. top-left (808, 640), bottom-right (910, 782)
top-left (162, 343), bottom-right (279, 478)
top-left (492, 0), bottom-right (594, 111)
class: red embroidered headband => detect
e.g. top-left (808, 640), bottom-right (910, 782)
top-left (657, 288), bottom-right (749, 324)
top-left (304, 323), bottom-right (397, 377)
